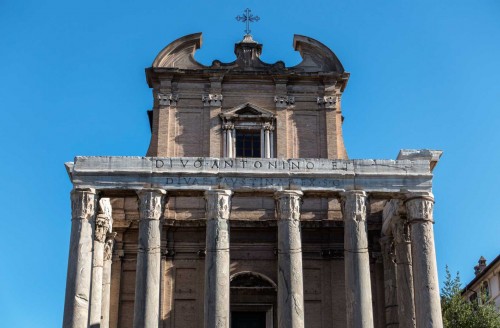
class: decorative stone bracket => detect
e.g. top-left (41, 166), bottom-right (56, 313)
top-left (317, 95), bottom-right (337, 108)
top-left (274, 95), bottom-right (295, 108)
top-left (202, 94), bottom-right (223, 107)
top-left (157, 93), bottom-right (179, 106)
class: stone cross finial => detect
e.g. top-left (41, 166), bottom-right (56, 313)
top-left (236, 8), bottom-right (260, 36)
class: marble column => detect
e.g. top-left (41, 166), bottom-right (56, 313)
top-left (341, 191), bottom-right (374, 328)
top-left (101, 232), bottom-right (117, 328)
top-left (63, 188), bottom-right (97, 328)
top-left (263, 123), bottom-right (273, 158)
top-left (89, 198), bottom-right (112, 327)
top-left (204, 189), bottom-right (233, 328)
top-left (405, 193), bottom-right (443, 328)
top-left (275, 190), bottom-right (305, 328)
top-left (392, 216), bottom-right (416, 328)
top-left (379, 236), bottom-right (398, 328)
top-left (133, 189), bottom-right (166, 328)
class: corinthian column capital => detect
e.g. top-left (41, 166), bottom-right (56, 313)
top-left (274, 190), bottom-right (303, 221)
top-left (95, 198), bottom-right (112, 243)
top-left (137, 188), bottom-right (166, 220)
top-left (71, 188), bottom-right (96, 220)
top-left (340, 190), bottom-right (368, 222)
top-left (205, 189), bottom-right (233, 220)
top-left (405, 192), bottom-right (434, 223)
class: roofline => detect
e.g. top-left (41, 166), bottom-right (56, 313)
top-left (462, 254), bottom-right (500, 295)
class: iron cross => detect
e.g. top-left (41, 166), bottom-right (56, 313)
top-left (236, 8), bottom-right (260, 35)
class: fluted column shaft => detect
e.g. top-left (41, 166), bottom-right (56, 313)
top-left (204, 189), bottom-right (233, 328)
top-left (392, 216), bottom-right (416, 328)
top-left (405, 193), bottom-right (443, 328)
top-left (275, 190), bottom-right (305, 328)
top-left (341, 191), bottom-right (374, 328)
top-left (380, 236), bottom-right (398, 328)
top-left (133, 189), bottom-right (166, 328)
top-left (101, 232), bottom-right (116, 328)
top-left (63, 188), bottom-right (97, 328)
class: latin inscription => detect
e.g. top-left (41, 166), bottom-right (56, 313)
top-left (154, 158), bottom-right (351, 171)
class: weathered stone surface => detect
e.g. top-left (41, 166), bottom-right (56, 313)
top-left (89, 198), bottom-right (112, 327)
top-left (275, 190), bottom-right (305, 328)
top-left (133, 189), bottom-right (166, 328)
top-left (380, 236), bottom-right (398, 328)
top-left (101, 232), bottom-right (116, 328)
top-left (392, 216), bottom-right (416, 328)
top-left (204, 189), bottom-right (232, 328)
top-left (341, 191), bottom-right (374, 328)
top-left (405, 193), bottom-right (443, 328)
top-left (63, 188), bottom-right (96, 328)
top-left (67, 156), bottom-right (434, 193)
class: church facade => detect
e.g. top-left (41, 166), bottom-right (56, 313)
top-left (63, 33), bottom-right (444, 328)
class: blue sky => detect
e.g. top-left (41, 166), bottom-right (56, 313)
top-left (1, 0), bottom-right (499, 326)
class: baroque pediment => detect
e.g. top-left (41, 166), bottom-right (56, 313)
top-left (150, 32), bottom-right (345, 73)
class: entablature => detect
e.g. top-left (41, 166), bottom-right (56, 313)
top-left (66, 152), bottom-right (439, 194)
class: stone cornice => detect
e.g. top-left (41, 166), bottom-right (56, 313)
top-left (66, 154), bottom-right (436, 194)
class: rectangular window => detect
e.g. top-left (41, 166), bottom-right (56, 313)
top-left (235, 129), bottom-right (261, 158)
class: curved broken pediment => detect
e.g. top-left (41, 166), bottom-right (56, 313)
top-left (150, 33), bottom-right (345, 73)
top-left (292, 34), bottom-right (344, 73)
top-left (152, 32), bottom-right (205, 69)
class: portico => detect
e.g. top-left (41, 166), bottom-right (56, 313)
top-left (63, 151), bottom-right (443, 328)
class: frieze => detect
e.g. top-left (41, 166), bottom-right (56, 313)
top-left (68, 156), bottom-right (435, 193)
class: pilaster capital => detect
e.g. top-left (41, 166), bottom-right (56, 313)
top-left (392, 215), bottom-right (411, 244)
top-left (274, 95), bottom-right (295, 108)
top-left (137, 188), bottom-right (166, 220)
top-left (204, 189), bottom-right (233, 220)
top-left (317, 96), bottom-right (336, 108)
top-left (157, 93), bottom-right (179, 107)
top-left (340, 190), bottom-right (368, 222)
top-left (71, 188), bottom-right (96, 220)
top-left (263, 122), bottom-right (275, 131)
top-left (222, 122), bottom-right (235, 130)
top-left (202, 94), bottom-right (223, 107)
top-left (405, 192), bottom-right (434, 223)
top-left (104, 232), bottom-right (117, 261)
top-left (95, 198), bottom-right (112, 242)
top-left (274, 190), bottom-right (303, 221)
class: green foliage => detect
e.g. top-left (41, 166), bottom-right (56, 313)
top-left (441, 266), bottom-right (500, 328)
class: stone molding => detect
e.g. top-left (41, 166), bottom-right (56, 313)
top-left (274, 95), bottom-right (295, 107)
top-left (71, 188), bottom-right (96, 220)
top-left (202, 94), bottom-right (223, 107)
top-left (274, 190), bottom-right (303, 221)
top-left (137, 189), bottom-right (166, 220)
top-left (157, 93), bottom-right (178, 106)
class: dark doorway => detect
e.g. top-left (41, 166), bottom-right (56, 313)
top-left (231, 311), bottom-right (266, 328)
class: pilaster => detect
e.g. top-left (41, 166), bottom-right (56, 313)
top-left (392, 215), bottom-right (416, 328)
top-left (90, 198), bottom-right (112, 327)
top-left (379, 236), bottom-right (398, 328)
